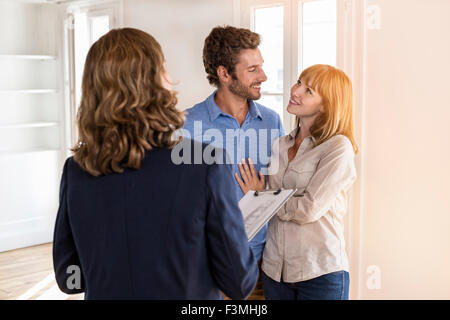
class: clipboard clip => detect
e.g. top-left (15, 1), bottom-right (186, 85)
top-left (254, 188), bottom-right (282, 196)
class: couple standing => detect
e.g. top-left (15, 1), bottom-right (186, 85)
top-left (184, 26), bottom-right (357, 300)
top-left (53, 25), bottom-right (357, 300)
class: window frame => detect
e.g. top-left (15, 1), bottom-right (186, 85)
top-left (63, 0), bottom-right (123, 150)
top-left (240, 0), bottom-right (344, 133)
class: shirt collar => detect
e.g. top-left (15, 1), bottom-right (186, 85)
top-left (206, 90), bottom-right (263, 122)
top-left (206, 91), bottom-right (224, 122)
top-left (248, 99), bottom-right (263, 120)
top-left (288, 127), bottom-right (316, 143)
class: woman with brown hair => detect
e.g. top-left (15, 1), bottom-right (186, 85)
top-left (52, 28), bottom-right (257, 300)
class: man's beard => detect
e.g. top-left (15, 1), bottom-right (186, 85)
top-left (228, 75), bottom-right (261, 101)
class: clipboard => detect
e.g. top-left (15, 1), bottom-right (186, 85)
top-left (238, 188), bottom-right (297, 241)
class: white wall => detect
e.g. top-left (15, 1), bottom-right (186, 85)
top-left (351, 0), bottom-right (450, 299)
top-left (0, 1), bottom-right (58, 55)
top-left (122, 0), bottom-right (236, 110)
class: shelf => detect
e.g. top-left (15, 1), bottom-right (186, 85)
top-left (0, 55), bottom-right (59, 91)
top-left (0, 148), bottom-right (61, 156)
top-left (0, 89), bottom-right (58, 94)
top-left (0, 54), bottom-right (56, 60)
top-left (0, 122), bottom-right (59, 129)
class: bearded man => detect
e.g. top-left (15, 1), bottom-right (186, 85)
top-left (183, 26), bottom-right (284, 270)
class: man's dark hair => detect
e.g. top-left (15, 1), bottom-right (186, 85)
top-left (203, 25), bottom-right (261, 87)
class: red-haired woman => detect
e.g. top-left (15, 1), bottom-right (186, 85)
top-left (236, 64), bottom-right (358, 300)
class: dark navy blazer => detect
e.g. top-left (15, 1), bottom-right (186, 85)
top-left (53, 139), bottom-right (258, 299)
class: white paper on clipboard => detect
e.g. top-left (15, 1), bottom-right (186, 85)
top-left (238, 188), bottom-right (297, 241)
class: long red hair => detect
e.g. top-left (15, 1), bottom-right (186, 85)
top-left (296, 64), bottom-right (358, 154)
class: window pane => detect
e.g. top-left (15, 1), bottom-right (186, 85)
top-left (73, 14), bottom-right (110, 112)
top-left (254, 6), bottom-right (284, 122)
top-left (73, 12), bottom-right (89, 113)
top-left (258, 95), bottom-right (284, 122)
top-left (90, 16), bottom-right (110, 43)
top-left (301, 0), bottom-right (336, 70)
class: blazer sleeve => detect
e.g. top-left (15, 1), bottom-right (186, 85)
top-left (52, 158), bottom-right (85, 294)
top-left (205, 163), bottom-right (258, 300)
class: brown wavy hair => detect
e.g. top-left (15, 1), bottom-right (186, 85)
top-left (72, 28), bottom-right (185, 176)
top-left (203, 25), bottom-right (260, 87)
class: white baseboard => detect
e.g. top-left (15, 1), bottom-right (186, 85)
top-left (0, 216), bottom-right (54, 252)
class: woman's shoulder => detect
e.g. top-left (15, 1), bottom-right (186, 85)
top-left (320, 134), bottom-right (355, 156)
top-left (328, 134), bottom-right (353, 147)
top-left (62, 156), bottom-right (98, 179)
top-left (63, 156), bottom-right (77, 172)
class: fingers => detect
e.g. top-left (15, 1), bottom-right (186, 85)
top-left (259, 170), bottom-right (265, 182)
top-left (258, 170), bottom-right (266, 189)
top-left (237, 158), bottom-right (265, 192)
top-left (234, 172), bottom-right (247, 193)
top-left (240, 158), bottom-right (254, 180)
top-left (248, 158), bottom-right (257, 178)
top-left (238, 161), bottom-right (250, 183)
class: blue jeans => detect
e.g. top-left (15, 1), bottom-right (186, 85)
top-left (262, 270), bottom-right (349, 300)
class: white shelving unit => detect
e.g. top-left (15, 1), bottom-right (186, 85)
top-left (0, 54), bottom-right (56, 60)
top-left (0, 122), bottom-right (59, 129)
top-left (0, 147), bottom-right (61, 155)
top-left (0, 89), bottom-right (58, 93)
top-left (0, 54), bottom-right (61, 154)
top-left (0, 0), bottom-right (66, 252)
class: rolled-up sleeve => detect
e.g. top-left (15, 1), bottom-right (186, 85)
top-left (52, 159), bottom-right (85, 294)
top-left (278, 137), bottom-right (356, 225)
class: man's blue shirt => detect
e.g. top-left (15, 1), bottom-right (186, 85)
top-left (183, 91), bottom-right (285, 261)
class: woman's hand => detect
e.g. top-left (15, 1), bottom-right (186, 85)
top-left (235, 158), bottom-right (265, 194)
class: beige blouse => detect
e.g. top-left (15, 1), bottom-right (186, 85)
top-left (261, 128), bottom-right (357, 283)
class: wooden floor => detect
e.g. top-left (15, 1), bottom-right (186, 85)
top-left (0, 243), bottom-right (264, 300)
top-left (0, 243), bottom-right (83, 300)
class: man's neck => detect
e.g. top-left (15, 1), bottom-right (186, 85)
top-left (214, 87), bottom-right (249, 126)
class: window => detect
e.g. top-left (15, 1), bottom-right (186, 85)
top-left (90, 15), bottom-right (110, 43)
top-left (73, 11), bottom-right (112, 115)
top-left (65, 1), bottom-right (121, 147)
top-left (241, 0), bottom-right (337, 132)
top-left (254, 5), bottom-right (284, 124)
top-left (301, 0), bottom-right (337, 70)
